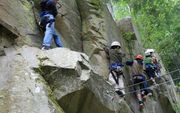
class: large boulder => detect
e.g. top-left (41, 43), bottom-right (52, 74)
top-left (0, 46), bottom-right (64, 113)
top-left (31, 47), bottom-right (91, 99)
top-left (0, 46), bottom-right (92, 113)
top-left (28, 47), bottom-right (132, 113)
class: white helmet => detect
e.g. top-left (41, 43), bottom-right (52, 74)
top-left (145, 49), bottom-right (155, 54)
top-left (111, 41), bottom-right (121, 48)
top-left (145, 52), bottom-right (151, 56)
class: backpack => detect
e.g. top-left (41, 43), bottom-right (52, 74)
top-left (39, 0), bottom-right (50, 31)
top-left (39, 16), bottom-right (50, 31)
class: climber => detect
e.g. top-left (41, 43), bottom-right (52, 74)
top-left (39, 0), bottom-right (63, 50)
top-left (150, 50), bottom-right (162, 78)
top-left (126, 54), bottom-right (152, 109)
top-left (104, 41), bottom-right (126, 97)
top-left (144, 49), bottom-right (157, 85)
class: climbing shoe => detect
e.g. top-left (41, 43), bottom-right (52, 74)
top-left (115, 90), bottom-right (125, 98)
top-left (139, 101), bottom-right (144, 110)
top-left (41, 46), bottom-right (50, 50)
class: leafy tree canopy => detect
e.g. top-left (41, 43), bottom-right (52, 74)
top-left (112, 0), bottom-right (180, 84)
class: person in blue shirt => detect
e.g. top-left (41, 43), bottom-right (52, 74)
top-left (40, 0), bottom-right (63, 50)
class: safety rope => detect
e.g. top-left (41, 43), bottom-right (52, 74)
top-left (107, 77), bottom-right (180, 112)
top-left (124, 76), bottom-right (180, 95)
top-left (123, 68), bottom-right (180, 90)
top-left (107, 69), bottom-right (180, 95)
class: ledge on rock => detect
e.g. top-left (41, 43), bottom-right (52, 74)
top-left (28, 47), bottom-right (91, 100)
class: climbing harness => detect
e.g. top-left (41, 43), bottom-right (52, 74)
top-left (111, 71), bottom-right (120, 85)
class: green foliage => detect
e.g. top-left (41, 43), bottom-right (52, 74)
top-left (112, 0), bottom-right (131, 20)
top-left (122, 32), bottom-right (134, 41)
top-left (173, 103), bottom-right (180, 112)
top-left (112, 0), bottom-right (180, 83)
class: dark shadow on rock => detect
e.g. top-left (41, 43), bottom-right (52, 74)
top-left (0, 24), bottom-right (18, 56)
top-left (58, 88), bottom-right (115, 113)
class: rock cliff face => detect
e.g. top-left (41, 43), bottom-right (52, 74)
top-left (0, 0), bottom-right (179, 113)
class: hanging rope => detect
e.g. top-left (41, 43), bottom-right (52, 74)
top-left (108, 76), bottom-right (180, 112)
top-left (108, 76), bottom-right (180, 96)
top-left (106, 68), bottom-right (180, 95)
top-left (124, 76), bottom-right (180, 95)
top-left (122, 68), bottom-right (180, 90)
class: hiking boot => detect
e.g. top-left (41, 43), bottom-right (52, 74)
top-left (41, 46), bottom-right (50, 50)
top-left (115, 90), bottom-right (125, 98)
top-left (57, 45), bottom-right (63, 48)
top-left (139, 101), bottom-right (144, 110)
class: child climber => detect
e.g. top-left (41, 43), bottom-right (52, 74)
top-left (126, 54), bottom-right (152, 110)
top-left (104, 41), bottom-right (125, 97)
top-left (144, 50), bottom-right (157, 85)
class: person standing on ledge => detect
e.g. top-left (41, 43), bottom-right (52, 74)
top-left (39, 0), bottom-right (63, 50)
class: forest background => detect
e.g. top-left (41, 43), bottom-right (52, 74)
top-left (111, 0), bottom-right (180, 87)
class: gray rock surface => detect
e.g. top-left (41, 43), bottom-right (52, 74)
top-left (55, 0), bottom-right (82, 51)
top-left (32, 47), bottom-right (91, 99)
top-left (0, 0), bottom-right (179, 113)
top-left (76, 0), bottom-right (126, 77)
top-left (0, 46), bottom-right (64, 113)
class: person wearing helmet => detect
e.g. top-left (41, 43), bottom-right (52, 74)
top-left (144, 51), bottom-right (157, 85)
top-left (150, 52), bottom-right (162, 78)
top-left (126, 54), bottom-right (152, 110)
top-left (104, 41), bottom-right (125, 97)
